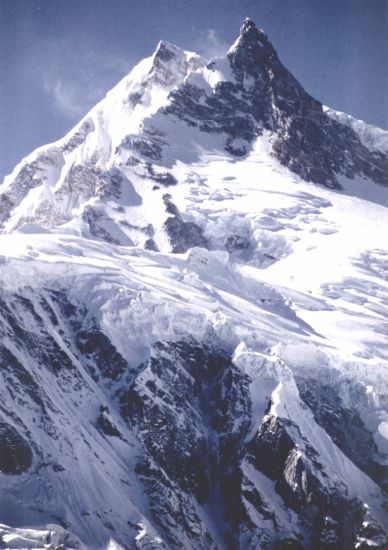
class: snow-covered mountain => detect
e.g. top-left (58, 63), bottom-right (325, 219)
top-left (0, 18), bottom-right (387, 549)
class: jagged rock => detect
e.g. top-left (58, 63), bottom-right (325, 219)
top-left (164, 216), bottom-right (208, 253)
top-left (120, 339), bottom-right (254, 548)
top-left (96, 406), bottom-right (123, 438)
top-left (163, 194), bottom-right (208, 253)
top-left (0, 422), bottom-right (32, 474)
top-left (355, 519), bottom-right (388, 549)
top-left (297, 378), bottom-right (388, 493)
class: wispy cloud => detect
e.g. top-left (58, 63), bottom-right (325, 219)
top-left (194, 28), bottom-right (230, 60)
top-left (28, 37), bottom-right (132, 119)
top-left (43, 78), bottom-right (95, 117)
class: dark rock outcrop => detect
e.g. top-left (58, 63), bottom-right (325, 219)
top-left (163, 194), bottom-right (208, 253)
top-left (297, 378), bottom-right (388, 493)
top-left (0, 422), bottom-right (32, 474)
top-left (162, 18), bottom-right (388, 189)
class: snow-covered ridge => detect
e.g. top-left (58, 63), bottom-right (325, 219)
top-left (1, 39), bottom-right (204, 191)
top-left (324, 105), bottom-right (388, 154)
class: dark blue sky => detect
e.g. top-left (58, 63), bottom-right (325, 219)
top-left (1, 0), bottom-right (387, 180)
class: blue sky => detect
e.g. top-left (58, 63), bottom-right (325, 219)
top-left (1, 0), bottom-right (387, 180)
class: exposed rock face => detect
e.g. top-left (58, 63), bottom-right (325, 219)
top-left (0, 421), bottom-right (32, 474)
top-left (121, 340), bottom-right (251, 547)
top-left (248, 413), bottom-right (363, 548)
top-left (164, 18), bottom-right (388, 189)
top-left (297, 378), bottom-right (388, 492)
top-left (163, 194), bottom-right (208, 253)
top-left (118, 339), bottom-right (387, 549)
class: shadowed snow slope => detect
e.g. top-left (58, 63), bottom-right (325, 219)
top-left (0, 18), bottom-right (387, 550)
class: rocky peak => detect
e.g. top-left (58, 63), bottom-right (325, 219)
top-left (239, 17), bottom-right (268, 47)
top-left (154, 40), bottom-right (180, 64)
top-left (228, 17), bottom-right (276, 74)
top-left (150, 40), bottom-right (204, 87)
top-left (1, 18), bottom-right (388, 248)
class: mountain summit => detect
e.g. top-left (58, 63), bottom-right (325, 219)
top-left (1, 18), bottom-right (388, 249)
top-left (229, 17), bottom-right (275, 67)
top-left (0, 20), bottom-right (388, 550)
